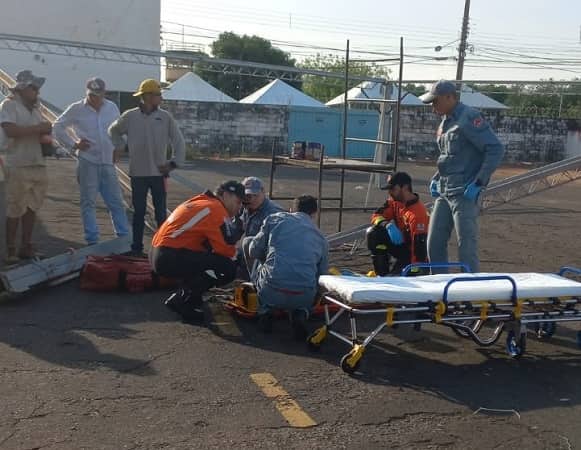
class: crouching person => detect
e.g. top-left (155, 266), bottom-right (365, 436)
top-left (149, 180), bottom-right (245, 323)
top-left (243, 195), bottom-right (328, 340)
top-left (367, 172), bottom-right (429, 276)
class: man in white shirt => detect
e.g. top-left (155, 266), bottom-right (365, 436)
top-left (54, 78), bottom-right (129, 245)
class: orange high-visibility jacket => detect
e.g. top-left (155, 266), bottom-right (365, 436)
top-left (152, 191), bottom-right (238, 258)
top-left (370, 194), bottom-right (430, 263)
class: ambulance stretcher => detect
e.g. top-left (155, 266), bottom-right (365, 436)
top-left (308, 264), bottom-right (581, 373)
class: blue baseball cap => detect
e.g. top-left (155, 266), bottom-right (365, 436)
top-left (419, 80), bottom-right (457, 104)
top-left (242, 176), bottom-right (264, 195)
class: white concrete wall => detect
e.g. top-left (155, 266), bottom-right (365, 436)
top-left (0, 0), bottom-right (160, 110)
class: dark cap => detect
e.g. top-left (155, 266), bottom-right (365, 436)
top-left (419, 80), bottom-right (457, 104)
top-left (381, 171), bottom-right (412, 190)
top-left (217, 180), bottom-right (245, 200)
top-left (86, 77), bottom-right (106, 96)
top-left (11, 70), bottom-right (45, 91)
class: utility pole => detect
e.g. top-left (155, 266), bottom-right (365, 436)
top-left (456, 0), bottom-right (471, 87)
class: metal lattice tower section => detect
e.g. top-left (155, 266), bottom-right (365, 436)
top-left (0, 33), bottom-right (385, 84)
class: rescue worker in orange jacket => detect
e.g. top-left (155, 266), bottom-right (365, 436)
top-left (150, 180), bottom-right (245, 323)
top-left (367, 172), bottom-right (429, 276)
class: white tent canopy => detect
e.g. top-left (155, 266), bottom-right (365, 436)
top-left (162, 72), bottom-right (236, 103)
top-left (326, 81), bottom-right (424, 107)
top-left (240, 79), bottom-right (325, 107)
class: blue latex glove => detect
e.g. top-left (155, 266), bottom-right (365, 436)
top-left (464, 181), bottom-right (483, 202)
top-left (429, 179), bottom-right (440, 198)
top-left (386, 222), bottom-right (404, 245)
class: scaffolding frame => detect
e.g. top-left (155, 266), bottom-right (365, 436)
top-left (267, 38), bottom-right (404, 232)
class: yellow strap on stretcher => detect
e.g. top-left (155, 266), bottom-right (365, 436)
top-left (479, 301), bottom-right (489, 321)
top-left (434, 302), bottom-right (446, 323)
top-left (513, 299), bottom-right (524, 319)
top-left (386, 307), bottom-right (395, 327)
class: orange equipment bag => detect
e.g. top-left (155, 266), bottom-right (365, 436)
top-left (80, 255), bottom-right (177, 293)
top-left (224, 282), bottom-right (336, 318)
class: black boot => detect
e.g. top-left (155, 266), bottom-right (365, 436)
top-left (164, 287), bottom-right (189, 315)
top-left (180, 289), bottom-right (205, 324)
top-left (371, 255), bottom-right (391, 277)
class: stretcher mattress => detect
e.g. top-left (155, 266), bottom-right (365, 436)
top-left (319, 273), bottom-right (581, 304)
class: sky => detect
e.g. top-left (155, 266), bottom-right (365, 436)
top-left (161, 0), bottom-right (581, 83)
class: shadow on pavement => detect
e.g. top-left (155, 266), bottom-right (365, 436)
top-left (0, 282), bottom-right (178, 376)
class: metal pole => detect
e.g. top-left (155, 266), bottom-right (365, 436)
top-left (268, 139), bottom-right (276, 198)
top-left (455, 0), bottom-right (471, 88)
top-left (394, 37), bottom-right (404, 171)
top-left (317, 145), bottom-right (325, 228)
top-left (365, 79), bottom-right (389, 207)
top-left (338, 39), bottom-right (350, 232)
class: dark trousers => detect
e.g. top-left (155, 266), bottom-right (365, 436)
top-left (366, 225), bottom-right (411, 276)
top-left (149, 246), bottom-right (236, 295)
top-left (131, 176), bottom-right (167, 252)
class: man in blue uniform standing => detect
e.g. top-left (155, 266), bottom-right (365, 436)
top-left (420, 80), bottom-right (505, 273)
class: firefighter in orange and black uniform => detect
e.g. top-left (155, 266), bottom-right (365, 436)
top-left (366, 172), bottom-right (429, 276)
top-left (149, 180), bottom-right (245, 323)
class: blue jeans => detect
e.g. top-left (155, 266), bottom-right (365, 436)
top-left (130, 176), bottom-right (167, 253)
top-left (427, 195), bottom-right (480, 273)
top-left (77, 158), bottom-right (129, 245)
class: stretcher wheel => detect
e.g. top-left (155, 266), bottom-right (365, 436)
top-left (340, 345), bottom-right (364, 374)
top-left (533, 322), bottom-right (556, 339)
top-left (506, 330), bottom-right (526, 358)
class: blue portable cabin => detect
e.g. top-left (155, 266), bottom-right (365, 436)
top-left (287, 106), bottom-right (379, 159)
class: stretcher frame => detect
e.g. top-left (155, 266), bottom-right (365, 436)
top-left (308, 264), bottom-right (581, 373)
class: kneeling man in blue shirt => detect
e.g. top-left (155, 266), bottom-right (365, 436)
top-left (243, 195), bottom-right (328, 340)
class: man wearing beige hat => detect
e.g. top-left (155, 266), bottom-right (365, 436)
top-left (108, 79), bottom-right (185, 257)
top-left (54, 77), bottom-right (129, 246)
top-left (0, 70), bottom-right (52, 263)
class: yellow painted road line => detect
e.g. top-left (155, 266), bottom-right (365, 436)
top-left (250, 372), bottom-right (317, 428)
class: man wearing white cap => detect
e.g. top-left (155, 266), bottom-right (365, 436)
top-left (54, 77), bottom-right (129, 246)
top-left (237, 176), bottom-right (283, 279)
top-left (0, 70), bottom-right (52, 263)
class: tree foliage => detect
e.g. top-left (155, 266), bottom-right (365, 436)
top-left (198, 32), bottom-right (299, 100)
top-left (299, 54), bottom-right (391, 103)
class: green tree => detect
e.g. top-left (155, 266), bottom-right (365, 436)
top-left (299, 54), bottom-right (390, 103)
top-left (200, 32), bottom-right (299, 100)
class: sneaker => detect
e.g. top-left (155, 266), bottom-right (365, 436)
top-left (257, 312), bottom-right (274, 334)
top-left (291, 310), bottom-right (309, 341)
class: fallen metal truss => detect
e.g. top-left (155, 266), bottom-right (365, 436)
top-left (0, 33), bottom-right (385, 83)
top-left (482, 156), bottom-right (581, 210)
top-left (328, 155), bottom-right (581, 248)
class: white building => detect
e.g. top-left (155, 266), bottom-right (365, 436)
top-left (0, 0), bottom-right (160, 110)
